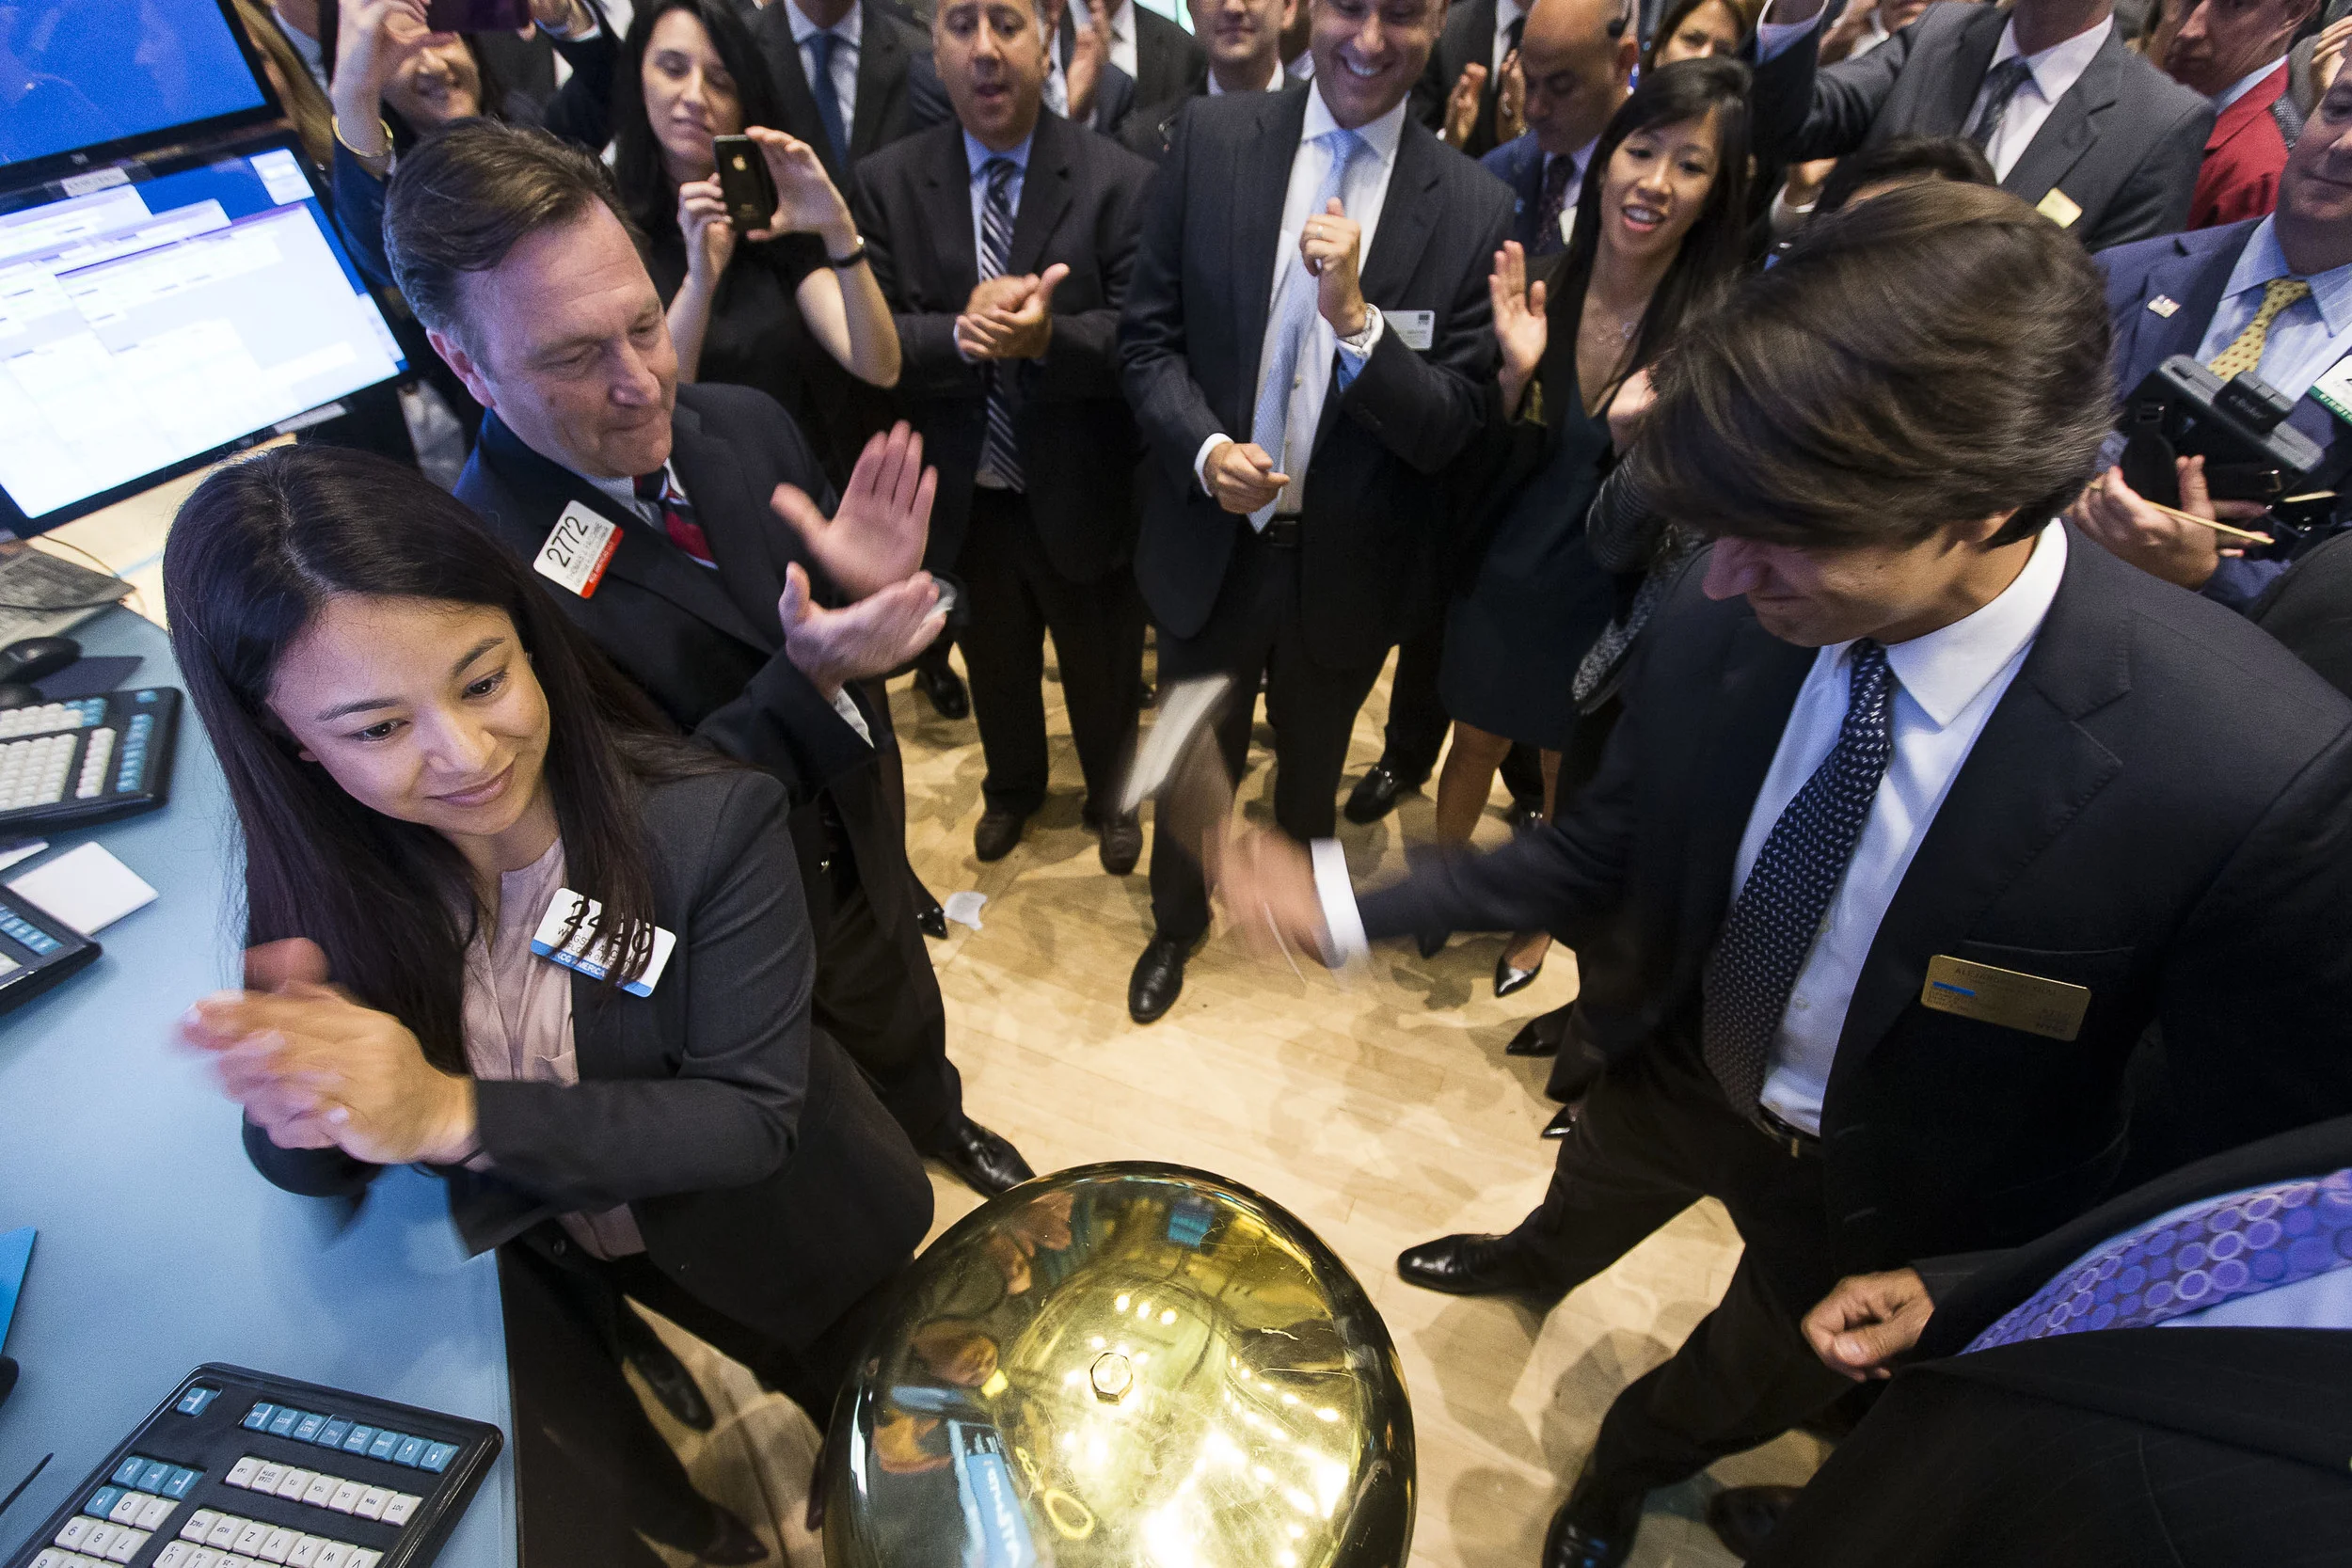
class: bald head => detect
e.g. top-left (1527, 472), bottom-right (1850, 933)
top-left (1518, 0), bottom-right (1636, 157)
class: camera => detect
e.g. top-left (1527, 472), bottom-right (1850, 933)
top-left (2115, 355), bottom-right (2323, 509)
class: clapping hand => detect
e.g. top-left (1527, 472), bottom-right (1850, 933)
top-left (1490, 240), bottom-right (1547, 416)
top-left (1495, 49), bottom-right (1526, 143)
top-left (1210, 826), bottom-right (1332, 964)
top-left (778, 563), bottom-right (945, 698)
top-left (1301, 198), bottom-right (1368, 335)
top-left (770, 420), bottom-right (936, 598)
top-left (1443, 61), bottom-right (1487, 148)
top-left (956, 263), bottom-right (1070, 360)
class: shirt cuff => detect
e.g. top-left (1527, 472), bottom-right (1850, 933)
top-left (1754, 5), bottom-right (1826, 61)
top-left (831, 687), bottom-right (875, 747)
top-left (1334, 306), bottom-right (1383, 388)
top-left (1195, 433), bottom-right (1232, 496)
top-left (1310, 838), bottom-right (1368, 967)
top-left (538, 7), bottom-right (598, 39)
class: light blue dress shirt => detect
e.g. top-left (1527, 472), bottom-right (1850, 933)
top-left (2193, 215), bottom-right (2352, 403)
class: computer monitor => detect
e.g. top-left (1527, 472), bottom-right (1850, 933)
top-left (0, 0), bottom-right (279, 179)
top-left (0, 135), bottom-right (409, 536)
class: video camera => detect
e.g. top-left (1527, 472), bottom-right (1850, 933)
top-left (2115, 355), bottom-right (2324, 510)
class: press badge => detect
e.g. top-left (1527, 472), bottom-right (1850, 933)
top-left (534, 500), bottom-right (621, 598)
top-left (2311, 356), bottom-right (2352, 424)
top-left (2036, 188), bottom-right (2083, 230)
top-left (1391, 310), bottom-right (1436, 351)
top-left (1919, 955), bottom-right (2090, 1042)
top-left (532, 888), bottom-right (676, 997)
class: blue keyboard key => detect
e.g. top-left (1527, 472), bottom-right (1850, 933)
top-left (163, 1469), bottom-right (199, 1499)
top-left (368, 1430), bottom-right (401, 1461)
top-left (268, 1408), bottom-right (302, 1437)
top-left (342, 1425), bottom-right (375, 1455)
top-left (244, 1403), bottom-right (276, 1432)
top-left (137, 1460), bottom-right (171, 1493)
top-left (419, 1443), bottom-right (458, 1473)
top-left (89, 1486), bottom-right (124, 1516)
top-left (319, 1418), bottom-right (352, 1449)
top-left (110, 1458), bottom-right (145, 1487)
top-left (294, 1413), bottom-right (326, 1443)
top-left (392, 1436), bottom-right (427, 1467)
top-left (174, 1386), bottom-right (219, 1418)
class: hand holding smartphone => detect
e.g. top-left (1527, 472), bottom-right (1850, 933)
top-left (713, 135), bottom-right (779, 232)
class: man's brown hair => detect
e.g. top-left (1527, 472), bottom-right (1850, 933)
top-left (1631, 181), bottom-right (2114, 549)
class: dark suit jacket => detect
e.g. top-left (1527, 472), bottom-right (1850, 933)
top-left (754, 0), bottom-right (941, 185)
top-left (1118, 86), bottom-right (1514, 667)
top-left (854, 112), bottom-right (1154, 578)
top-left (1122, 0), bottom-right (1208, 111)
top-left (1479, 130), bottom-right (1557, 251)
top-left (1406, 0), bottom-right (1506, 158)
top-left (452, 382), bottom-right (916, 941)
top-left (1749, 1116), bottom-right (2352, 1566)
top-left (1357, 531), bottom-right (2352, 1275)
top-left (244, 770), bottom-right (932, 1350)
top-left (1749, 1), bottom-right (2213, 251)
top-left (2100, 217), bottom-right (2352, 610)
top-left (2253, 530), bottom-right (2352, 700)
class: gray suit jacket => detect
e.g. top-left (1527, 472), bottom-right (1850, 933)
top-left (1750, 2), bottom-right (2213, 251)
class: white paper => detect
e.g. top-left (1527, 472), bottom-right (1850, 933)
top-left (943, 891), bottom-right (987, 931)
top-left (0, 838), bottom-right (47, 872)
top-left (8, 841), bottom-right (157, 934)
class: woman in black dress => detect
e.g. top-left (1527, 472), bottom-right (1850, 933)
top-left (1432, 58), bottom-right (1754, 995)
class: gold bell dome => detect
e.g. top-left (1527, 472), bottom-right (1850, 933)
top-left (823, 1163), bottom-right (1416, 1568)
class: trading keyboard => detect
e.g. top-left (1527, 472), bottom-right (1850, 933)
top-left (8, 1366), bottom-right (500, 1568)
top-left (0, 688), bottom-right (178, 831)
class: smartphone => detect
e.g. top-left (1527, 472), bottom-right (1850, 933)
top-left (712, 135), bottom-right (777, 231)
top-left (425, 0), bottom-right (532, 29)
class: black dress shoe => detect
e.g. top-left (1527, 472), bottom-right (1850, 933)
top-left (914, 661), bottom-right (969, 720)
top-left (923, 1114), bottom-right (1037, 1196)
top-left (1542, 1104), bottom-right (1579, 1138)
top-left (1543, 1471), bottom-right (1645, 1568)
top-left (1416, 929), bottom-right (1446, 959)
top-left (1096, 811), bottom-right (1143, 876)
top-left (974, 807), bottom-right (1029, 862)
top-left (1505, 1007), bottom-right (1566, 1056)
top-left (694, 1504), bottom-right (771, 1565)
top-left (1128, 935), bottom-right (1191, 1023)
top-left (1705, 1485), bottom-right (1802, 1560)
top-left (618, 1311), bottom-right (714, 1431)
top-left (1495, 947), bottom-right (1544, 998)
top-left (1396, 1232), bottom-right (1551, 1297)
top-left (1343, 762), bottom-right (1419, 824)
top-left (916, 900), bottom-right (947, 939)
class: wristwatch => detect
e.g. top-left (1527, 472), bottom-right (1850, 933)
top-left (826, 240), bottom-right (870, 269)
top-left (1337, 306), bottom-right (1383, 356)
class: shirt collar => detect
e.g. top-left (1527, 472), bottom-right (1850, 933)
top-left (1105, 0), bottom-right (1133, 40)
top-left (1987, 13), bottom-right (2112, 99)
top-left (1209, 55), bottom-right (1285, 93)
top-left (787, 0), bottom-right (860, 44)
top-left (1303, 82), bottom-right (1409, 168)
top-left (2223, 214), bottom-right (2352, 336)
top-left (964, 128), bottom-right (1035, 179)
top-left (1835, 519), bottom-right (2067, 729)
top-left (2216, 55), bottom-right (2287, 111)
top-left (1549, 134), bottom-right (1598, 180)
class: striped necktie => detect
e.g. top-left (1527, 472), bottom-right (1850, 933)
top-left (977, 157), bottom-right (1025, 492)
top-left (1248, 128), bottom-right (1364, 526)
top-left (633, 469), bottom-right (715, 565)
top-left (1964, 56), bottom-right (2034, 150)
top-left (2207, 277), bottom-right (2312, 381)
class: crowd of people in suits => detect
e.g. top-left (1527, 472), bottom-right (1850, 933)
top-left (169, 0), bottom-right (2352, 1557)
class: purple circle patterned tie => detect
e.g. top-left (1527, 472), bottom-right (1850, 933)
top-left (1966, 1169), bottom-right (2352, 1351)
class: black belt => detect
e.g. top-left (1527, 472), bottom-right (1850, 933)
top-left (1754, 1105), bottom-right (1822, 1159)
top-left (1254, 514), bottom-right (1301, 549)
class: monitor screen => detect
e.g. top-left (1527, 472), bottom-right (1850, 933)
top-left (0, 140), bottom-right (408, 532)
top-left (0, 0), bottom-right (273, 171)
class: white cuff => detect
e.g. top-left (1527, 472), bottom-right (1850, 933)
top-left (1753, 4), bottom-right (1826, 61)
top-left (1194, 433), bottom-right (1232, 496)
top-left (1335, 305), bottom-right (1383, 365)
top-left (831, 687), bottom-right (874, 747)
top-left (1309, 838), bottom-right (1368, 967)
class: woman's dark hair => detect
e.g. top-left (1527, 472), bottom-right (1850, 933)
top-left (1815, 134), bottom-right (1994, 216)
top-left (1643, 0), bottom-right (1756, 71)
top-left (163, 445), bottom-right (728, 1070)
top-left (1631, 180), bottom-right (2114, 549)
top-left (611, 0), bottom-right (782, 233)
top-left (1549, 55), bottom-right (1754, 404)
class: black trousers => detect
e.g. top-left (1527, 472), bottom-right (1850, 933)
top-left (961, 487), bottom-right (1146, 820)
top-left (810, 859), bottom-right (958, 1146)
top-left (1380, 603), bottom-right (1450, 784)
top-left (1509, 1040), bottom-right (1851, 1499)
top-left (1149, 531), bottom-right (1387, 942)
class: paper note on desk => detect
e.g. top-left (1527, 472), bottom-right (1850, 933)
top-left (7, 843), bottom-right (157, 934)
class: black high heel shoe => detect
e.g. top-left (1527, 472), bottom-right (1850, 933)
top-left (1494, 941), bottom-right (1545, 997)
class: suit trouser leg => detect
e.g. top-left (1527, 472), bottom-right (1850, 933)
top-left (961, 490), bottom-right (1054, 817)
top-left (1267, 601), bottom-right (1386, 841)
top-left (1035, 554), bottom-right (1146, 823)
top-left (1379, 604), bottom-right (1449, 785)
top-left (810, 872), bottom-right (961, 1145)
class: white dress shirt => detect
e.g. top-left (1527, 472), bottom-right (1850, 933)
top-left (2215, 55), bottom-right (2287, 112)
top-left (1492, 0), bottom-right (1529, 71)
top-left (1313, 522), bottom-right (2071, 1140)
top-left (1106, 0), bottom-right (1140, 84)
top-left (1191, 86), bottom-right (1409, 514)
top-left (1290, 50), bottom-right (1315, 79)
top-left (2193, 215), bottom-right (2352, 402)
top-left (787, 0), bottom-right (863, 145)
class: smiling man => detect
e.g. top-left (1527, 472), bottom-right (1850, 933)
top-left (1213, 182), bottom-right (2352, 1568)
top-left (1115, 0), bottom-right (1513, 1023)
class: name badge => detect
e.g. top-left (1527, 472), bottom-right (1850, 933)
top-left (1919, 955), bottom-right (2090, 1042)
top-left (1390, 309), bottom-right (1436, 352)
top-left (532, 887), bottom-right (676, 997)
top-left (2311, 355), bottom-right (2352, 425)
top-left (534, 501), bottom-right (621, 599)
top-left (2036, 188), bottom-right (2083, 230)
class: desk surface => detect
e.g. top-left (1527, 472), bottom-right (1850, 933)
top-left (0, 609), bottom-right (515, 1566)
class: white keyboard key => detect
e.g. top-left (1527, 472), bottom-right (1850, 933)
top-left (225, 1459), bottom-right (262, 1490)
top-left (138, 1496), bottom-right (178, 1530)
top-left (32, 1549), bottom-right (71, 1568)
top-left (107, 1495), bottom-right (146, 1526)
top-left (248, 1465), bottom-right (286, 1496)
top-left (104, 1528), bottom-right (150, 1563)
top-left (207, 1515), bottom-right (245, 1548)
top-left (310, 1544), bottom-right (349, 1568)
top-left (259, 1528), bottom-right (298, 1562)
top-left (227, 1558), bottom-right (266, 1568)
top-left (55, 1517), bottom-right (94, 1549)
top-left (80, 1524), bottom-right (117, 1557)
top-left (232, 1521), bottom-right (271, 1555)
top-left (377, 1494), bottom-right (421, 1528)
top-left (156, 1545), bottom-right (195, 1568)
top-left (286, 1536), bottom-right (326, 1567)
top-left (186, 1552), bottom-right (222, 1568)
top-left (352, 1489), bottom-right (389, 1522)
top-left (344, 1552), bottom-right (381, 1568)
top-left (301, 1475), bottom-right (339, 1508)
top-left (275, 1470), bottom-right (316, 1502)
top-left (326, 1481), bottom-right (362, 1514)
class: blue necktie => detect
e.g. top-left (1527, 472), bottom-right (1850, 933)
top-left (1968, 1169), bottom-right (2352, 1350)
top-left (1248, 128), bottom-right (1363, 527)
top-left (1701, 640), bottom-right (1897, 1117)
top-left (1964, 56), bottom-right (2033, 150)
top-left (977, 157), bottom-right (1024, 491)
top-left (805, 30), bottom-right (850, 165)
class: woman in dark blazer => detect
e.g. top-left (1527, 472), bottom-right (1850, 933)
top-left (166, 446), bottom-right (930, 1565)
top-left (1434, 59), bottom-right (1753, 996)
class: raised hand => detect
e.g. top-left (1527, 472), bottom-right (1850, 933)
top-left (778, 563), bottom-right (946, 697)
top-left (675, 177), bottom-right (738, 288)
top-left (1489, 240), bottom-right (1547, 416)
top-left (1802, 1269), bottom-right (1934, 1381)
top-left (739, 126), bottom-right (860, 253)
top-left (332, 0), bottom-right (439, 159)
top-left (1302, 198), bottom-right (1368, 336)
top-left (1068, 0), bottom-right (1113, 121)
top-left (1443, 61), bottom-right (1487, 148)
top-left (1495, 49), bottom-right (1526, 144)
top-left (771, 421), bottom-right (936, 598)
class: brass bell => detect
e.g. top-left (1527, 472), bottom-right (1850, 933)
top-left (823, 1163), bottom-right (1416, 1568)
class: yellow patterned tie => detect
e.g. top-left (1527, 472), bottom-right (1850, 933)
top-left (2207, 277), bottom-right (2312, 380)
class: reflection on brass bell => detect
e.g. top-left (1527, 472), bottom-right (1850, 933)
top-left (824, 1163), bottom-right (1416, 1568)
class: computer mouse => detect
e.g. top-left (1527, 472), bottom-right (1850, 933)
top-left (0, 636), bottom-right (78, 687)
top-left (0, 684), bottom-right (39, 710)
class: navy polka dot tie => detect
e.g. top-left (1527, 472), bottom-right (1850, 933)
top-left (1967, 1169), bottom-right (2352, 1349)
top-left (1701, 639), bottom-right (1897, 1117)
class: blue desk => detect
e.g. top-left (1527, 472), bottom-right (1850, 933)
top-left (0, 609), bottom-right (515, 1565)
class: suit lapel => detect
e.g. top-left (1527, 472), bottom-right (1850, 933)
top-left (1828, 531), bottom-right (2130, 1081)
top-left (1677, 619), bottom-right (1817, 965)
top-left (850, 1), bottom-right (902, 160)
top-left (930, 127), bottom-right (980, 293)
top-left (1921, 5), bottom-right (2006, 136)
top-left (2119, 232), bottom-right (2238, 385)
top-left (1231, 87), bottom-right (1312, 420)
top-left (665, 401), bottom-right (786, 646)
top-left (1009, 116), bottom-right (1076, 277)
top-left (2001, 30), bottom-right (2121, 207)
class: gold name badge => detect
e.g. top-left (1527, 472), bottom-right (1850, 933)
top-left (1920, 955), bottom-right (2091, 1042)
top-left (2036, 188), bottom-right (2083, 230)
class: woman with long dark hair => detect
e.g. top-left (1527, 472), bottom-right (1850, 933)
top-left (1432, 57), bottom-right (1752, 996)
top-left (167, 445), bottom-right (930, 1563)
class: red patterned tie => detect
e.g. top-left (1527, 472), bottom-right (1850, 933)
top-left (633, 469), bottom-right (715, 565)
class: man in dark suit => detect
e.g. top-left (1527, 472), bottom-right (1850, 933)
top-left (381, 119), bottom-right (1036, 1198)
top-left (1120, 0), bottom-right (1298, 162)
top-left (753, 0), bottom-right (940, 186)
top-left (1716, 1113), bottom-right (2352, 1564)
top-left (855, 0), bottom-right (1156, 870)
top-left (1749, 0), bottom-right (2214, 251)
top-left (1407, 0), bottom-right (1526, 157)
top-left (2253, 530), bottom-right (2352, 696)
top-left (1215, 184), bottom-right (2352, 1568)
top-left (2071, 70), bottom-right (2352, 609)
top-left (1116, 0), bottom-right (1513, 1022)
